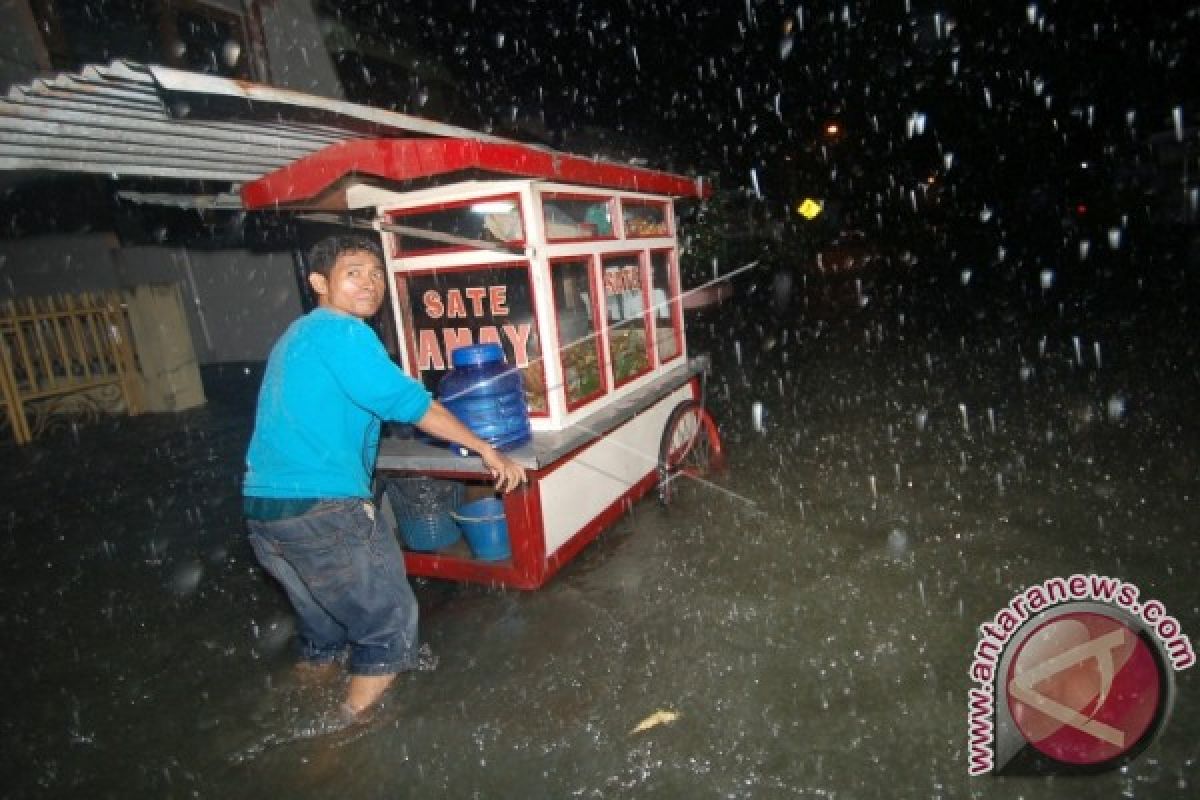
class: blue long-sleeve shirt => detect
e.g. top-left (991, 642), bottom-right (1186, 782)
top-left (243, 308), bottom-right (432, 499)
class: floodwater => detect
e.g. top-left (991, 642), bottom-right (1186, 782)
top-left (2, 233), bottom-right (1198, 798)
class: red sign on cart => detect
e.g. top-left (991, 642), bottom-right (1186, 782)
top-left (401, 264), bottom-right (546, 410)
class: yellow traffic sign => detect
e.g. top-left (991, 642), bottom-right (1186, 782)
top-left (796, 198), bottom-right (823, 220)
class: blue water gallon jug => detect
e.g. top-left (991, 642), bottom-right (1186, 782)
top-left (438, 343), bottom-right (532, 451)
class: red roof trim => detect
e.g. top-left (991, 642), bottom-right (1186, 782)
top-left (240, 138), bottom-right (710, 208)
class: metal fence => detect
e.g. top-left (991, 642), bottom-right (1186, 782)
top-left (0, 291), bottom-right (142, 445)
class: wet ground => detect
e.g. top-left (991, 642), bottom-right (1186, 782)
top-left (2, 231), bottom-right (1198, 798)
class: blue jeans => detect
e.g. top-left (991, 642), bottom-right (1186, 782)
top-left (246, 499), bottom-right (419, 676)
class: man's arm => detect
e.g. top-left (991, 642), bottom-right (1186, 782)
top-left (414, 401), bottom-right (527, 493)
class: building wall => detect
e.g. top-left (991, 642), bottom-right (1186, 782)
top-left (0, 234), bottom-right (303, 364)
top-left (0, 0), bottom-right (49, 89)
top-left (0, 233), bottom-right (121, 296)
top-left (258, 0), bottom-right (344, 98)
top-left (0, 0), bottom-right (338, 364)
top-left (115, 246), bottom-right (303, 364)
top-left (0, 0), bottom-right (342, 97)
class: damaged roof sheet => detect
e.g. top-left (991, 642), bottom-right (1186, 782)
top-left (0, 60), bottom-right (508, 184)
top-left (0, 61), bottom-right (707, 208)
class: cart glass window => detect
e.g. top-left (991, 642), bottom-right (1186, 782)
top-left (402, 263), bottom-right (546, 413)
top-left (601, 254), bottom-right (652, 386)
top-left (649, 250), bottom-right (681, 363)
top-left (541, 194), bottom-right (614, 240)
top-left (388, 197), bottom-right (524, 255)
top-left (621, 200), bottom-right (670, 237)
top-left (551, 258), bottom-right (605, 408)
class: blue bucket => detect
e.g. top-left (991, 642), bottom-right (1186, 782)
top-left (396, 515), bottom-right (461, 552)
top-left (385, 476), bottom-right (464, 552)
top-left (451, 497), bottom-right (510, 561)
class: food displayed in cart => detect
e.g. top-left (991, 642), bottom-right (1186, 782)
top-left (648, 252), bottom-right (681, 363)
top-left (622, 202), bottom-right (669, 237)
top-left (543, 195), bottom-right (613, 240)
top-left (560, 339), bottom-right (603, 404)
top-left (609, 327), bottom-right (650, 383)
top-left (521, 359), bottom-right (548, 412)
top-left (624, 217), bottom-right (668, 236)
top-left (482, 208), bottom-right (524, 242)
top-left (655, 320), bottom-right (679, 362)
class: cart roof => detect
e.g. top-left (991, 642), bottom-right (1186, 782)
top-left (240, 138), bottom-right (710, 210)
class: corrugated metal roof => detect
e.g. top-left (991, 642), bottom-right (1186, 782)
top-left (0, 61), bottom-right (708, 210)
top-left (0, 60), bottom-right (510, 185)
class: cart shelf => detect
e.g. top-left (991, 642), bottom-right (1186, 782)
top-left (376, 355), bottom-right (708, 474)
top-left (377, 356), bottom-right (712, 589)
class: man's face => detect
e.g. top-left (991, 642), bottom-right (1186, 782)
top-left (309, 250), bottom-right (386, 319)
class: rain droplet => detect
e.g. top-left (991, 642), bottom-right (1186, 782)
top-left (168, 561), bottom-right (204, 596)
top-left (779, 35), bottom-right (794, 61)
top-left (887, 528), bottom-right (908, 559)
top-left (907, 110), bottom-right (927, 137)
top-left (1106, 394), bottom-right (1127, 420)
top-left (221, 40), bottom-right (242, 68)
top-left (751, 401), bottom-right (766, 433)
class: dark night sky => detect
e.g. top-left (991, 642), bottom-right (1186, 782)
top-left (305, 0), bottom-right (1199, 263)
top-left (326, 1), bottom-right (1196, 179)
top-left (6, 1), bottom-right (1196, 246)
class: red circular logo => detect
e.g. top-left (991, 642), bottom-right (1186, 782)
top-left (1006, 611), bottom-right (1162, 766)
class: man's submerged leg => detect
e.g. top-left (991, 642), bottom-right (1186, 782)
top-left (247, 520), bottom-right (350, 668)
top-left (344, 673), bottom-right (398, 716)
top-left (340, 501), bottom-right (420, 717)
top-left (249, 501), bottom-right (417, 721)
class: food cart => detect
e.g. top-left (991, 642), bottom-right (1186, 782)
top-left (241, 138), bottom-right (725, 589)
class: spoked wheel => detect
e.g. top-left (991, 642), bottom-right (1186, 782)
top-left (658, 399), bottom-right (726, 505)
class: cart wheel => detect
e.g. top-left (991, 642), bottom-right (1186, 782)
top-left (658, 399), bottom-right (725, 505)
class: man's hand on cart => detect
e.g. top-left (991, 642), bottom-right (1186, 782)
top-left (480, 445), bottom-right (527, 493)
top-left (414, 402), bottom-right (528, 493)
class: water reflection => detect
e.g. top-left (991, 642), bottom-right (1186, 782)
top-left (1, 253), bottom-right (1197, 798)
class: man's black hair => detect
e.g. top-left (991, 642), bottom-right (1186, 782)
top-left (307, 234), bottom-right (384, 278)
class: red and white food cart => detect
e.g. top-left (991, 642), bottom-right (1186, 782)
top-left (241, 139), bottom-right (725, 589)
